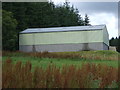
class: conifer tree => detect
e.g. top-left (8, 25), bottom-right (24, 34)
top-left (84, 14), bottom-right (90, 26)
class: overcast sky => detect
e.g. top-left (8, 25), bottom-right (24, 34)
top-left (51, 1), bottom-right (119, 39)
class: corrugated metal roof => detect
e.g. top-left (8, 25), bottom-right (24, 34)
top-left (20, 25), bottom-right (106, 34)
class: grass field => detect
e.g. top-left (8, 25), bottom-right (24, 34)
top-left (2, 50), bottom-right (119, 69)
top-left (2, 56), bottom-right (118, 70)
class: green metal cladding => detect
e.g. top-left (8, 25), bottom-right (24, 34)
top-left (19, 30), bottom-right (107, 45)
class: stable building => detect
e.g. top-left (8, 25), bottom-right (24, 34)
top-left (19, 25), bottom-right (109, 52)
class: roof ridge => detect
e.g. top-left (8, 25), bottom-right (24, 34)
top-left (25, 24), bottom-right (105, 29)
top-left (20, 25), bottom-right (106, 34)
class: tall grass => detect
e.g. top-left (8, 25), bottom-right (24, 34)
top-left (27, 51), bottom-right (119, 61)
top-left (3, 50), bottom-right (119, 61)
top-left (3, 59), bottom-right (118, 88)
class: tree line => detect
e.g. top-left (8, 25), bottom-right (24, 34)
top-left (109, 36), bottom-right (120, 52)
top-left (2, 2), bottom-right (90, 51)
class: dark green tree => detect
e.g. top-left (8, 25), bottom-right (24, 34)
top-left (109, 36), bottom-right (120, 53)
top-left (116, 36), bottom-right (120, 52)
top-left (109, 37), bottom-right (114, 46)
top-left (84, 14), bottom-right (90, 26)
top-left (2, 10), bottom-right (18, 51)
top-left (2, 2), bottom-right (28, 31)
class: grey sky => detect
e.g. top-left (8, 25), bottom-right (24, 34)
top-left (71, 2), bottom-right (118, 16)
top-left (52, 1), bottom-right (119, 39)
